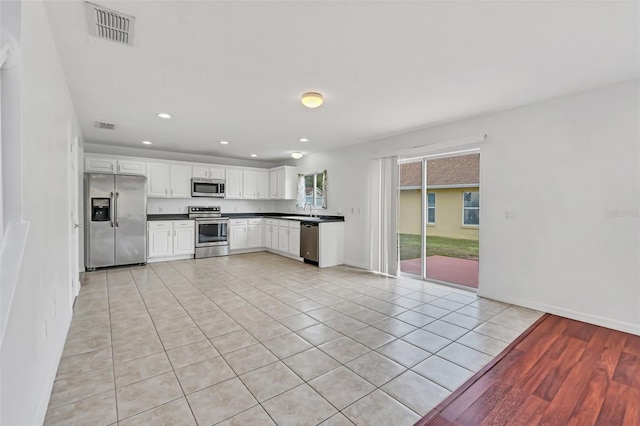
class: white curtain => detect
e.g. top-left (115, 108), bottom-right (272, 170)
top-left (296, 174), bottom-right (305, 208)
top-left (369, 156), bottom-right (398, 276)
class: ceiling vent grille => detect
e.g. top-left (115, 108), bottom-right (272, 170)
top-left (85, 2), bottom-right (135, 46)
top-left (95, 121), bottom-right (116, 130)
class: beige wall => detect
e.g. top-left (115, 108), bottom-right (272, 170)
top-left (399, 187), bottom-right (479, 240)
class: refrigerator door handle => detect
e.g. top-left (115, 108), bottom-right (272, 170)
top-left (115, 192), bottom-right (120, 228)
top-left (110, 191), bottom-right (114, 227)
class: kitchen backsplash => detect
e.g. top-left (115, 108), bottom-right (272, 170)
top-left (147, 198), bottom-right (296, 214)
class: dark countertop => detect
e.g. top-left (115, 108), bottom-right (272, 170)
top-left (147, 213), bottom-right (345, 223)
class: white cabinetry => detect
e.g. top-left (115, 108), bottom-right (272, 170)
top-left (170, 164), bottom-right (192, 197)
top-left (269, 166), bottom-right (297, 200)
top-left (147, 163), bottom-right (171, 197)
top-left (229, 218), bottom-right (263, 250)
top-left (117, 160), bottom-right (146, 175)
top-left (147, 163), bottom-right (192, 198)
top-left (148, 221), bottom-right (173, 258)
top-left (255, 170), bottom-right (269, 199)
top-left (85, 157), bottom-right (116, 173)
top-left (238, 170), bottom-right (270, 199)
top-left (243, 171), bottom-right (257, 199)
top-left (265, 219), bottom-right (278, 250)
top-left (277, 220), bottom-right (300, 256)
top-left (247, 219), bottom-right (264, 248)
top-left (85, 157), bottom-right (146, 175)
top-left (225, 169), bottom-right (244, 199)
top-left (193, 166), bottom-right (225, 180)
top-left (173, 221), bottom-right (196, 255)
top-left (148, 220), bottom-right (195, 260)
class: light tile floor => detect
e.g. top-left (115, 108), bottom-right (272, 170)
top-left (45, 252), bottom-right (543, 426)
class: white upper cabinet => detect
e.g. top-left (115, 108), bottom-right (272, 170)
top-left (193, 166), bottom-right (225, 180)
top-left (85, 157), bottom-right (145, 175)
top-left (269, 166), bottom-right (297, 200)
top-left (170, 164), bottom-right (192, 197)
top-left (256, 170), bottom-right (269, 199)
top-left (147, 163), bottom-right (192, 198)
top-left (117, 160), bottom-right (146, 175)
top-left (242, 170), bottom-right (269, 199)
top-left (85, 157), bottom-right (117, 174)
top-left (243, 170), bottom-right (257, 199)
top-left (225, 169), bottom-right (244, 199)
top-left (147, 163), bottom-right (171, 197)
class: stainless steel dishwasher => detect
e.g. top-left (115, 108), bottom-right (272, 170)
top-left (300, 222), bottom-right (319, 265)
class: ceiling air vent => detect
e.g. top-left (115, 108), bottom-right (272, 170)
top-left (85, 2), bottom-right (135, 46)
top-left (95, 121), bottom-right (116, 130)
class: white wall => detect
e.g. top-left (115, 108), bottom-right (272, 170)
top-left (0, 2), bottom-right (83, 424)
top-left (295, 80), bottom-right (640, 334)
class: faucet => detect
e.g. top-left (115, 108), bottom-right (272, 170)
top-left (304, 202), bottom-right (313, 217)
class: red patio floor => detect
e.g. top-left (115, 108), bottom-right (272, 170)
top-left (400, 255), bottom-right (479, 288)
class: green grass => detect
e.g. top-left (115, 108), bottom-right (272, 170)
top-left (399, 233), bottom-right (478, 261)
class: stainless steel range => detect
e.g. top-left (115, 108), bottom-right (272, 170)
top-left (189, 206), bottom-right (229, 258)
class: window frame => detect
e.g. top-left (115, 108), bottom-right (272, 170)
top-left (462, 191), bottom-right (479, 226)
top-left (304, 171), bottom-right (325, 208)
top-left (427, 192), bottom-right (436, 225)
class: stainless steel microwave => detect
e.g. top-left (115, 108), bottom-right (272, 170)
top-left (191, 178), bottom-right (225, 198)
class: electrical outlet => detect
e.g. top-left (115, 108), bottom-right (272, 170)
top-left (351, 207), bottom-right (355, 215)
top-left (504, 209), bottom-right (516, 220)
top-left (357, 208), bottom-right (361, 215)
top-left (337, 207), bottom-right (341, 214)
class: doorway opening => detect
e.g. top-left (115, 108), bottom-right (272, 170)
top-left (398, 152), bottom-right (479, 289)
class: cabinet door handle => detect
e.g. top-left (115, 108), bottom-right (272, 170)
top-left (165, 188), bottom-right (168, 195)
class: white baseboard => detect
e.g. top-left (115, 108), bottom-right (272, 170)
top-left (33, 307), bottom-right (73, 425)
top-left (478, 290), bottom-right (640, 336)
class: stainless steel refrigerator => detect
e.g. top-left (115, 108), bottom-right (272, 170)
top-left (85, 173), bottom-right (147, 269)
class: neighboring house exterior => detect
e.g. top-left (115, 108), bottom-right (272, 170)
top-left (399, 154), bottom-right (479, 240)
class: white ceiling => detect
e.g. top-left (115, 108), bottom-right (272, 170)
top-left (44, 1), bottom-right (638, 162)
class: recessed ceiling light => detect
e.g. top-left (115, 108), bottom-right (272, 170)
top-left (291, 152), bottom-right (303, 159)
top-left (220, 140), bottom-right (229, 145)
top-left (142, 140), bottom-right (152, 145)
top-left (299, 138), bottom-right (309, 142)
top-left (156, 113), bottom-right (172, 119)
top-left (301, 92), bottom-right (323, 108)
top-left (250, 154), bottom-right (257, 157)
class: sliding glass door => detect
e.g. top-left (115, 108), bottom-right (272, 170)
top-left (398, 152), bottom-right (480, 289)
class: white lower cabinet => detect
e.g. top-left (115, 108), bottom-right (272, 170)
top-left (173, 221), bottom-right (196, 255)
top-left (277, 220), bottom-right (300, 257)
top-left (247, 219), bottom-right (264, 248)
top-left (148, 222), bottom-right (173, 258)
top-left (148, 220), bottom-right (195, 260)
top-left (265, 219), bottom-right (279, 250)
top-left (229, 218), bottom-right (263, 250)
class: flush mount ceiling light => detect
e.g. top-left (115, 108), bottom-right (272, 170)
top-left (156, 112), bottom-right (172, 119)
top-left (141, 140), bottom-right (152, 145)
top-left (250, 154), bottom-right (257, 157)
top-left (301, 92), bottom-right (323, 108)
top-left (299, 138), bottom-right (309, 142)
top-left (220, 140), bottom-right (229, 145)
top-left (291, 152), bottom-right (303, 159)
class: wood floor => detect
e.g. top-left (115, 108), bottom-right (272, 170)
top-left (416, 314), bottom-right (640, 426)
